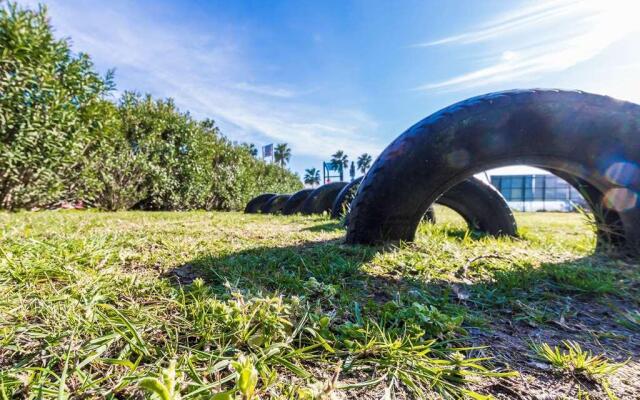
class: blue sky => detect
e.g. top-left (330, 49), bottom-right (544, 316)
top-left (22, 0), bottom-right (640, 177)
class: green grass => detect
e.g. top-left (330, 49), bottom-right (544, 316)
top-left (530, 340), bottom-right (627, 399)
top-left (0, 208), bottom-right (638, 399)
top-left (531, 341), bottom-right (625, 379)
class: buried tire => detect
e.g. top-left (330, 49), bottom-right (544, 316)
top-left (260, 194), bottom-right (292, 214)
top-left (346, 89), bottom-right (640, 256)
top-left (333, 176), bottom-right (516, 236)
top-left (332, 176), bottom-right (436, 223)
top-left (436, 177), bottom-right (516, 236)
top-left (282, 188), bottom-right (314, 215)
top-left (244, 193), bottom-right (276, 214)
top-left (300, 182), bottom-right (348, 215)
top-left (330, 178), bottom-right (362, 219)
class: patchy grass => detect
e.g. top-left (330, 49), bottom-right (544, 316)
top-left (530, 340), bottom-right (626, 396)
top-left (530, 340), bottom-right (622, 377)
top-left (0, 208), bottom-right (638, 399)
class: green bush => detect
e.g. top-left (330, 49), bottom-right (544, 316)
top-left (0, 2), bottom-right (302, 211)
top-left (0, 2), bottom-right (111, 209)
top-left (83, 93), bottom-right (301, 211)
top-left (78, 99), bottom-right (153, 211)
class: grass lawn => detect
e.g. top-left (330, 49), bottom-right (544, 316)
top-left (0, 208), bottom-right (638, 399)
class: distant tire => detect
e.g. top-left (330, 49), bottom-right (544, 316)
top-left (332, 178), bottom-right (438, 221)
top-left (300, 182), bottom-right (348, 215)
top-left (244, 193), bottom-right (276, 214)
top-left (436, 177), bottom-right (517, 236)
top-left (346, 89), bottom-right (640, 256)
top-left (282, 188), bottom-right (314, 215)
top-left (260, 194), bottom-right (292, 214)
top-left (331, 178), bottom-right (362, 219)
top-left (333, 178), bottom-right (437, 223)
top-left (334, 176), bottom-right (515, 236)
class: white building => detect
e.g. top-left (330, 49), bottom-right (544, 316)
top-left (483, 166), bottom-right (587, 212)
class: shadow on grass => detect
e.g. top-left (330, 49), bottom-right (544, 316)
top-left (166, 239), bottom-right (640, 365)
top-left (167, 239), bottom-right (376, 298)
top-left (300, 221), bottom-right (344, 232)
top-left (302, 223), bottom-right (500, 239)
top-left (437, 227), bottom-right (497, 241)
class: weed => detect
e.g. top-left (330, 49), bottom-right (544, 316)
top-left (139, 359), bottom-right (182, 400)
top-left (530, 340), bottom-right (627, 398)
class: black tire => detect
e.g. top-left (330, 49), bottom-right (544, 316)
top-left (260, 194), bottom-right (292, 214)
top-left (436, 177), bottom-right (517, 236)
top-left (331, 178), bottom-right (363, 219)
top-left (244, 193), bottom-right (276, 214)
top-left (282, 188), bottom-right (314, 215)
top-left (334, 176), bottom-right (515, 236)
top-left (332, 177), bottom-right (438, 222)
top-left (300, 182), bottom-right (348, 215)
top-left (346, 89), bottom-right (640, 256)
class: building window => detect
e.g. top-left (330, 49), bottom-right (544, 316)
top-left (490, 173), bottom-right (587, 211)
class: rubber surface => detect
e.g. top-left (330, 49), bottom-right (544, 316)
top-left (282, 188), bottom-right (314, 215)
top-left (334, 177), bottom-right (436, 223)
top-left (244, 193), bottom-right (276, 214)
top-left (260, 194), bottom-right (292, 214)
top-left (334, 176), bottom-right (516, 236)
top-left (331, 178), bottom-right (363, 219)
top-left (346, 89), bottom-right (640, 256)
top-left (300, 182), bottom-right (348, 215)
top-left (436, 177), bottom-right (517, 236)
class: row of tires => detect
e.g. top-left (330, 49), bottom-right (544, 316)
top-left (248, 90), bottom-right (640, 257)
top-left (245, 175), bottom-right (518, 237)
top-left (244, 182), bottom-right (347, 216)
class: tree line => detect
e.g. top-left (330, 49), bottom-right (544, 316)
top-left (0, 3), bottom-right (302, 211)
top-left (304, 151), bottom-right (372, 186)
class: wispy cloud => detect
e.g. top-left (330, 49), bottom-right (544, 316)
top-left (33, 0), bottom-right (382, 168)
top-left (412, 0), bottom-right (581, 47)
top-left (414, 0), bottom-right (640, 91)
top-left (233, 82), bottom-right (298, 98)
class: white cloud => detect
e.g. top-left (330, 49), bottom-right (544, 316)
top-left (233, 82), bottom-right (298, 98)
top-left (412, 0), bottom-right (581, 48)
top-left (415, 0), bottom-right (640, 91)
top-left (29, 0), bottom-right (382, 165)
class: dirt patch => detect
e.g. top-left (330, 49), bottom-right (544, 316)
top-left (467, 297), bottom-right (640, 399)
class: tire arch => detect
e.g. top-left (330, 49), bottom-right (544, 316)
top-left (282, 188), bottom-right (314, 215)
top-left (334, 176), bottom-right (516, 236)
top-left (244, 193), bottom-right (277, 214)
top-left (260, 194), bottom-right (292, 214)
top-left (346, 90), bottom-right (640, 256)
top-left (300, 182), bottom-right (348, 215)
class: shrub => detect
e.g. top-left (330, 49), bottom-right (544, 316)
top-left (0, 2), bottom-right (302, 211)
top-left (78, 100), bottom-right (152, 210)
top-left (83, 93), bottom-right (301, 211)
top-left (0, 2), bottom-right (111, 209)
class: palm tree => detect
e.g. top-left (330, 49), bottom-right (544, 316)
top-left (357, 153), bottom-right (372, 174)
top-left (244, 143), bottom-right (258, 157)
top-left (274, 143), bottom-right (291, 167)
top-left (330, 150), bottom-right (349, 171)
top-left (304, 168), bottom-right (320, 187)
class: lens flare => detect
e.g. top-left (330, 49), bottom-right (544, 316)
top-left (603, 188), bottom-right (638, 212)
top-left (605, 162), bottom-right (640, 186)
